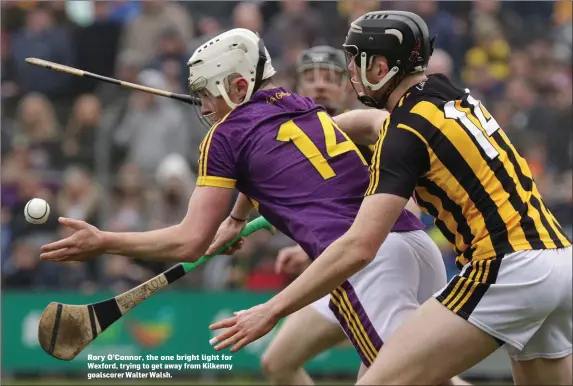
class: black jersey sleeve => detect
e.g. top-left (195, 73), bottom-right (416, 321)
top-left (366, 119), bottom-right (430, 199)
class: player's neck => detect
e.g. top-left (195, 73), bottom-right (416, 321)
top-left (259, 81), bottom-right (276, 91)
top-left (386, 73), bottom-right (427, 113)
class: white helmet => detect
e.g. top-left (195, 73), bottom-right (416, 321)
top-left (187, 28), bottom-right (276, 110)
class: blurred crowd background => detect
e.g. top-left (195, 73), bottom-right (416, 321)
top-left (1, 0), bottom-right (572, 293)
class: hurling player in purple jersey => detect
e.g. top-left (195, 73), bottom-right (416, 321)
top-left (253, 46), bottom-right (474, 386)
top-left (255, 46), bottom-right (356, 385)
top-left (40, 29), bottom-right (449, 381)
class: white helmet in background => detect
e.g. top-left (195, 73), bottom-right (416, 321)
top-left (187, 28), bottom-right (276, 110)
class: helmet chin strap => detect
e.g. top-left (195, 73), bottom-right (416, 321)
top-left (358, 52), bottom-right (401, 110)
top-left (359, 52), bottom-right (400, 91)
top-left (219, 37), bottom-right (269, 111)
top-left (360, 67), bottom-right (404, 108)
top-left (377, 71), bottom-right (405, 110)
top-left (217, 79), bottom-right (254, 110)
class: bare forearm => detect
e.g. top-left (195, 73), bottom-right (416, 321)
top-left (103, 224), bottom-right (203, 262)
top-left (333, 109), bottom-right (388, 145)
top-left (231, 193), bottom-right (254, 220)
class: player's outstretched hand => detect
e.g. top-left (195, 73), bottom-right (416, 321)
top-left (205, 216), bottom-right (246, 255)
top-left (40, 217), bottom-right (104, 261)
top-left (275, 244), bottom-right (311, 275)
top-left (209, 303), bottom-right (279, 352)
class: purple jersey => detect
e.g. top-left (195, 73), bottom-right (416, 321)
top-left (197, 88), bottom-right (423, 259)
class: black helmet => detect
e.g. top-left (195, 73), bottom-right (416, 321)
top-left (296, 45), bottom-right (347, 73)
top-left (343, 11), bottom-right (435, 108)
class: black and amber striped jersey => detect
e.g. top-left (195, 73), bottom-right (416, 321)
top-left (357, 144), bottom-right (376, 163)
top-left (366, 74), bottom-right (571, 269)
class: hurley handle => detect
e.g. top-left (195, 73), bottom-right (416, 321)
top-left (182, 216), bottom-right (274, 273)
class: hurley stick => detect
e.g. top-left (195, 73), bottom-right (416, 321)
top-left (25, 57), bottom-right (201, 106)
top-left (38, 217), bottom-right (275, 361)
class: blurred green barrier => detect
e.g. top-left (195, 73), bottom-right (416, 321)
top-left (2, 291), bottom-right (360, 374)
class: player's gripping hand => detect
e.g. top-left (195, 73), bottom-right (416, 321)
top-left (275, 244), bottom-right (311, 275)
top-left (209, 302), bottom-right (279, 353)
top-left (40, 217), bottom-right (104, 261)
top-left (205, 216), bottom-right (246, 255)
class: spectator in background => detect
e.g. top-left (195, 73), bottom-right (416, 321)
top-left (3, 238), bottom-right (51, 289)
top-left (5, 170), bottom-right (58, 251)
top-left (546, 78), bottom-right (572, 174)
top-left (107, 162), bottom-right (168, 276)
top-left (233, 2), bottom-right (263, 33)
top-left (183, 1), bottom-right (236, 26)
top-left (51, 261), bottom-right (95, 292)
top-left (2, 147), bottom-right (31, 210)
top-left (46, 1), bottom-right (79, 31)
top-left (337, 1), bottom-right (380, 30)
top-left (2, 30), bottom-right (19, 102)
top-left (264, 1), bottom-right (325, 59)
top-left (117, 0), bottom-right (194, 66)
top-left (553, 1), bottom-right (572, 64)
top-left (550, 172), bottom-right (573, 239)
top-left (73, 1), bottom-right (122, 95)
top-left (56, 166), bottom-right (100, 225)
top-left (112, 70), bottom-right (191, 177)
top-left (149, 154), bottom-right (197, 230)
top-left (11, 6), bottom-right (75, 99)
top-left (462, 40), bottom-right (506, 102)
top-left (463, 2), bottom-right (511, 101)
top-left (146, 26), bottom-right (189, 93)
top-left (502, 1), bottom-right (555, 42)
top-left (1, 106), bottom-right (16, 157)
top-left (407, 1), bottom-right (465, 77)
top-left (23, 225), bottom-right (95, 291)
top-left (3, 245), bottom-right (94, 290)
top-left (504, 77), bottom-right (550, 134)
top-left (1, 207), bottom-right (13, 271)
top-left (339, 0), bottom-right (379, 20)
top-left (1, 0), bottom-right (32, 33)
top-left (187, 16), bottom-right (222, 53)
top-left (427, 48), bottom-right (454, 78)
top-left (13, 93), bottom-right (63, 172)
top-left (99, 255), bottom-right (152, 293)
top-left (96, 50), bottom-right (144, 109)
top-left (96, 50), bottom-right (146, 169)
top-left (108, 163), bottom-right (150, 233)
top-left (108, 0), bottom-right (141, 24)
top-left (62, 94), bottom-right (101, 170)
top-left (508, 50), bottom-right (533, 82)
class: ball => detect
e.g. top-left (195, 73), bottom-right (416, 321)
top-left (24, 198), bottom-right (50, 224)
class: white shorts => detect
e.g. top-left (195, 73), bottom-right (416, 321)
top-left (434, 246), bottom-right (572, 360)
top-left (323, 230), bottom-right (446, 367)
top-left (310, 294), bottom-right (338, 324)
